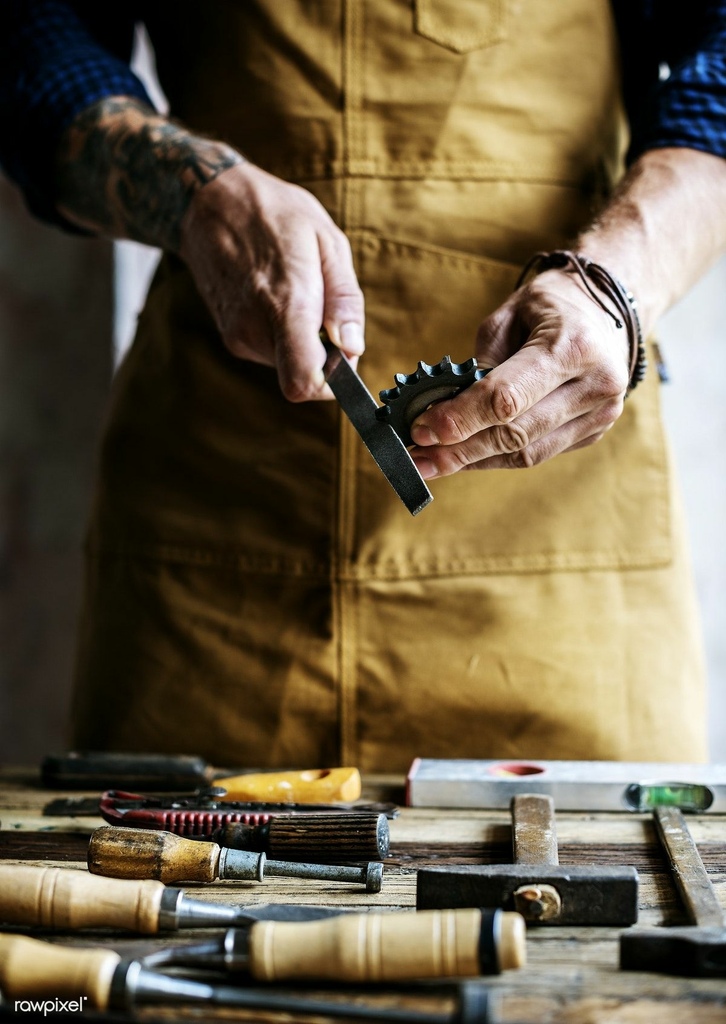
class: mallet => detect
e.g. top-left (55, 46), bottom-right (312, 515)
top-left (620, 805), bottom-right (726, 976)
top-left (417, 793), bottom-right (638, 926)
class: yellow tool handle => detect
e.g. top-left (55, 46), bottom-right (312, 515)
top-left (0, 864), bottom-right (165, 933)
top-left (216, 766), bottom-right (362, 803)
top-left (88, 825), bottom-right (220, 883)
top-left (249, 908), bottom-right (526, 982)
top-left (0, 933), bottom-right (119, 1009)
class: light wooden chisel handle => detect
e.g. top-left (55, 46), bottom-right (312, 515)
top-left (0, 933), bottom-right (119, 1009)
top-left (88, 825), bottom-right (220, 883)
top-left (0, 864), bottom-right (165, 932)
top-left (248, 908), bottom-right (526, 982)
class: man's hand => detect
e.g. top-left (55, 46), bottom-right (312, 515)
top-left (410, 146), bottom-right (726, 479)
top-left (180, 162), bottom-right (365, 402)
top-left (55, 97), bottom-right (365, 402)
top-left (409, 270), bottom-right (629, 477)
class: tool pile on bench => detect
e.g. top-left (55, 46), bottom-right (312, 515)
top-left (1, 753), bottom-right (725, 1023)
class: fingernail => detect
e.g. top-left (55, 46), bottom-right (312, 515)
top-left (410, 423), bottom-right (439, 446)
top-left (412, 457), bottom-right (438, 480)
top-left (340, 321), bottom-right (365, 355)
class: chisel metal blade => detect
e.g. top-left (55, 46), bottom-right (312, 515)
top-left (322, 340), bottom-right (433, 515)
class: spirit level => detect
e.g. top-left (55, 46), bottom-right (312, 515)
top-left (406, 759), bottom-right (726, 813)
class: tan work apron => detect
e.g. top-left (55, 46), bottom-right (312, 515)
top-left (71, 0), bottom-right (707, 769)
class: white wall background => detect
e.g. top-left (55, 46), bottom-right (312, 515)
top-left (658, 257), bottom-right (726, 760)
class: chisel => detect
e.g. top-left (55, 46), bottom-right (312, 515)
top-left (0, 933), bottom-right (498, 1023)
top-left (0, 898), bottom-right (524, 988)
top-left (0, 864), bottom-right (525, 979)
top-left (88, 825), bottom-right (384, 891)
top-left (0, 864), bottom-right (340, 932)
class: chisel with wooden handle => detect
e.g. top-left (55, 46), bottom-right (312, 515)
top-left (0, 934), bottom-right (499, 1023)
top-left (0, 906), bottom-right (524, 993)
top-left (0, 864), bottom-right (306, 932)
top-left (0, 864), bottom-right (525, 978)
top-left (88, 825), bottom-right (384, 890)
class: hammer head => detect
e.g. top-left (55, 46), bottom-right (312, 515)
top-left (416, 864), bottom-right (639, 926)
top-left (620, 925), bottom-right (726, 977)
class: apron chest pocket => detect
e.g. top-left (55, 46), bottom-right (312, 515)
top-left (414, 0), bottom-right (509, 54)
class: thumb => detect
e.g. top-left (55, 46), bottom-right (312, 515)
top-left (318, 231), bottom-right (366, 359)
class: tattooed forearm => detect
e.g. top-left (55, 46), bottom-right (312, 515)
top-left (54, 97), bottom-right (245, 251)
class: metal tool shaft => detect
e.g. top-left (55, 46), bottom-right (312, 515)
top-left (219, 848), bottom-right (383, 892)
top-left (122, 962), bottom-right (490, 1023)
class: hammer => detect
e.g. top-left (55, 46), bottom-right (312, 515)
top-left (620, 805), bottom-right (726, 976)
top-left (417, 793), bottom-right (638, 926)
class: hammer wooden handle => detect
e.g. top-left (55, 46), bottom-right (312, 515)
top-left (249, 908), bottom-right (525, 982)
top-left (0, 933), bottom-right (119, 1009)
top-left (0, 865), bottom-right (165, 933)
top-left (89, 825), bottom-right (220, 883)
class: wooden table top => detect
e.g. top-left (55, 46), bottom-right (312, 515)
top-left (1, 766), bottom-right (726, 1023)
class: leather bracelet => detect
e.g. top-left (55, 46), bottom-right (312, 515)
top-left (516, 249), bottom-right (647, 395)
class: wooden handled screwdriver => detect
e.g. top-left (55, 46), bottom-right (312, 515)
top-left (0, 934), bottom-right (499, 1023)
top-left (88, 825), bottom-right (384, 890)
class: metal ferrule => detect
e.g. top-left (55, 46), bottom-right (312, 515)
top-left (219, 846), bottom-right (266, 880)
top-left (127, 962), bottom-right (216, 1006)
top-left (223, 927), bottom-right (251, 971)
top-left (176, 894), bottom-right (246, 929)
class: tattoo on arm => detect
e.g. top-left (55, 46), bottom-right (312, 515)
top-left (55, 97), bottom-right (244, 251)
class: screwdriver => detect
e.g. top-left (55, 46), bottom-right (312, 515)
top-left (119, 807), bottom-right (391, 862)
top-left (88, 825), bottom-right (384, 891)
top-left (0, 933), bottom-right (498, 1023)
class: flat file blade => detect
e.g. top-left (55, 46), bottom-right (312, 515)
top-left (322, 340), bottom-right (433, 515)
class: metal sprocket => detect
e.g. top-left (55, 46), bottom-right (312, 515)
top-left (375, 355), bottom-right (489, 447)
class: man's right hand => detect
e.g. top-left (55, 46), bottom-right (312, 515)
top-left (55, 97), bottom-right (365, 401)
top-left (180, 161), bottom-right (365, 402)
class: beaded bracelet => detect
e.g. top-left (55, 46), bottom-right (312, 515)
top-left (516, 249), bottom-right (647, 394)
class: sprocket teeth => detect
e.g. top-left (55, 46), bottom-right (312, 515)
top-left (376, 354), bottom-right (490, 446)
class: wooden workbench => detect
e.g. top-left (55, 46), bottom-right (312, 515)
top-left (1, 766), bottom-right (725, 1023)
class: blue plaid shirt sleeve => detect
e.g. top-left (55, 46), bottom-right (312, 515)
top-left (1, 1), bottom-right (725, 232)
top-left (614, 0), bottom-right (726, 163)
top-left (0, 0), bottom-right (153, 228)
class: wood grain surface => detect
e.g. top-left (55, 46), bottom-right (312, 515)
top-left (1, 767), bottom-right (726, 1023)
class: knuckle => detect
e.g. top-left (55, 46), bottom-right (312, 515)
top-left (491, 420), bottom-right (530, 452)
top-left (490, 382), bottom-right (525, 422)
top-left (566, 327), bottom-right (593, 367)
top-left (281, 374), bottom-right (319, 403)
top-left (594, 364), bottom-right (627, 399)
top-left (595, 396), bottom-right (623, 428)
top-left (502, 446), bottom-right (538, 469)
top-left (437, 446), bottom-right (473, 475)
